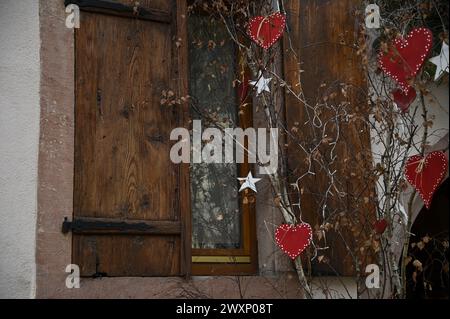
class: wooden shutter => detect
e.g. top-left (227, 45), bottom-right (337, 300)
top-left (283, 0), bottom-right (375, 276)
top-left (70, 0), bottom-right (190, 277)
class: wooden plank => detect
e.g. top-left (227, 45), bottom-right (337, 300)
top-left (74, 11), bottom-right (177, 223)
top-left (283, 0), bottom-right (374, 276)
top-left (73, 234), bottom-right (181, 276)
top-left (192, 256), bottom-right (251, 263)
top-left (65, 0), bottom-right (172, 23)
top-left (174, 0), bottom-right (192, 278)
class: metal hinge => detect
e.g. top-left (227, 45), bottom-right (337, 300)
top-left (61, 216), bottom-right (155, 234)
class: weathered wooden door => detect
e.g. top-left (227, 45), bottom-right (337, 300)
top-left (71, 0), bottom-right (190, 277)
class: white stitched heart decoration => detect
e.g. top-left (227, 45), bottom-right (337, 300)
top-left (247, 12), bottom-right (286, 50)
top-left (404, 151), bottom-right (448, 209)
top-left (379, 28), bottom-right (433, 93)
top-left (275, 223), bottom-right (312, 259)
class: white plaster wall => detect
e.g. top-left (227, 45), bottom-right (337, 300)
top-left (420, 83), bottom-right (449, 145)
top-left (0, 0), bottom-right (40, 298)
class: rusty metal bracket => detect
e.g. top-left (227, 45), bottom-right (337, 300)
top-left (64, 0), bottom-right (172, 24)
top-left (61, 217), bottom-right (154, 234)
top-left (61, 217), bottom-right (181, 235)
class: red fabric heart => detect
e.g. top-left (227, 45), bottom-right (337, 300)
top-left (374, 219), bottom-right (388, 234)
top-left (379, 28), bottom-right (432, 93)
top-left (247, 12), bottom-right (286, 50)
top-left (405, 151), bottom-right (448, 209)
top-left (392, 87), bottom-right (417, 112)
top-left (275, 223), bottom-right (312, 259)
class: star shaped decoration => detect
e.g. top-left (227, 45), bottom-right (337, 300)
top-left (249, 71), bottom-right (272, 95)
top-left (429, 42), bottom-right (449, 81)
top-left (238, 171), bottom-right (261, 193)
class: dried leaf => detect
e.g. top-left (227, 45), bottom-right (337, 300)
top-left (413, 259), bottom-right (423, 271)
top-left (417, 241), bottom-right (425, 250)
top-left (315, 230), bottom-right (323, 241)
top-left (405, 256), bottom-right (413, 266)
top-left (422, 235), bottom-right (431, 244)
top-left (274, 195), bottom-right (281, 207)
top-left (442, 262), bottom-right (449, 273)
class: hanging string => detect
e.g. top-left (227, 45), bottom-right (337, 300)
top-left (415, 157), bottom-right (426, 173)
top-left (256, 16), bottom-right (269, 46)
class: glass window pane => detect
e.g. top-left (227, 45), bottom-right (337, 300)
top-left (188, 14), bottom-right (241, 249)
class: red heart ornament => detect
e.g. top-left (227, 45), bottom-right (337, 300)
top-left (405, 151), bottom-right (448, 209)
top-left (374, 219), bottom-right (388, 234)
top-left (379, 28), bottom-right (432, 92)
top-left (247, 12), bottom-right (286, 50)
top-left (275, 223), bottom-right (312, 259)
top-left (392, 87), bottom-right (417, 112)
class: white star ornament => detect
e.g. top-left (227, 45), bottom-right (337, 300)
top-left (238, 171), bottom-right (261, 193)
top-left (429, 42), bottom-right (449, 81)
top-left (249, 71), bottom-right (272, 95)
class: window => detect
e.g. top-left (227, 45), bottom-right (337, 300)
top-left (68, 0), bottom-right (365, 279)
top-left (187, 11), bottom-right (258, 275)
